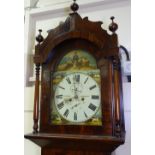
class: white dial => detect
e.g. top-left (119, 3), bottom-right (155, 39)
top-left (54, 73), bottom-right (101, 123)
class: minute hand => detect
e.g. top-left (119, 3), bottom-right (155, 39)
top-left (72, 89), bottom-right (81, 93)
top-left (80, 96), bottom-right (89, 97)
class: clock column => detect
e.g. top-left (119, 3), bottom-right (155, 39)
top-left (33, 30), bottom-right (44, 133)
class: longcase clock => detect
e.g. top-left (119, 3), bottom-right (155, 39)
top-left (25, 1), bottom-right (125, 155)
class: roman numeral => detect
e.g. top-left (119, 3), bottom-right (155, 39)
top-left (63, 109), bottom-right (69, 117)
top-left (84, 112), bottom-right (88, 118)
top-left (57, 102), bottom-right (64, 109)
top-left (58, 86), bottom-right (65, 90)
top-left (74, 112), bottom-right (77, 120)
top-left (91, 95), bottom-right (99, 99)
top-left (88, 103), bottom-right (97, 111)
top-left (66, 77), bottom-right (71, 84)
top-left (89, 85), bottom-right (96, 90)
top-left (84, 77), bottom-right (88, 84)
top-left (74, 74), bottom-right (80, 82)
top-left (56, 95), bottom-right (63, 99)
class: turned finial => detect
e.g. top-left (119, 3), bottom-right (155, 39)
top-left (109, 16), bottom-right (118, 33)
top-left (70, 0), bottom-right (79, 13)
top-left (36, 29), bottom-right (44, 44)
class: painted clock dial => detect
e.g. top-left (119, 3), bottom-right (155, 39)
top-left (51, 50), bottom-right (102, 126)
top-left (54, 73), bottom-right (101, 123)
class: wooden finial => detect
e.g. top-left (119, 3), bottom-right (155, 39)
top-left (71, 0), bottom-right (79, 13)
top-left (36, 29), bottom-right (44, 44)
top-left (109, 16), bottom-right (118, 33)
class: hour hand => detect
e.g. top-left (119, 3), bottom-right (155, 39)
top-left (64, 97), bottom-right (73, 103)
top-left (71, 103), bottom-right (80, 109)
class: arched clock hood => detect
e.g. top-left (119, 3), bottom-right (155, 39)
top-left (34, 12), bottom-right (119, 64)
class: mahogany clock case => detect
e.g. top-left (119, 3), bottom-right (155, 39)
top-left (25, 5), bottom-right (125, 154)
top-left (40, 38), bottom-right (114, 136)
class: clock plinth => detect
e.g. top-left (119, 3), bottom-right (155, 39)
top-left (25, 2), bottom-right (125, 154)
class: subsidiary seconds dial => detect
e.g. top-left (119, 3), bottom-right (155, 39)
top-left (54, 73), bottom-right (101, 123)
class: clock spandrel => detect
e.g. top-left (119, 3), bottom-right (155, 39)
top-left (51, 50), bottom-right (102, 126)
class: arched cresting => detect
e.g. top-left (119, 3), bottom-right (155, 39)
top-left (33, 12), bottom-right (111, 64)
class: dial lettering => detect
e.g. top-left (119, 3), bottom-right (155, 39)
top-left (88, 103), bottom-right (97, 111)
top-left (75, 74), bottom-right (80, 83)
top-left (74, 112), bottom-right (77, 120)
top-left (91, 95), bottom-right (99, 99)
top-left (84, 77), bottom-right (89, 84)
top-left (66, 77), bottom-right (71, 84)
top-left (84, 112), bottom-right (88, 118)
top-left (63, 109), bottom-right (69, 117)
top-left (89, 85), bottom-right (96, 90)
top-left (57, 102), bottom-right (64, 109)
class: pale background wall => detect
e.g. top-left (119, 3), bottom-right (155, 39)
top-left (24, 0), bottom-right (131, 155)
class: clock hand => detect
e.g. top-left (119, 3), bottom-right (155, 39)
top-left (71, 95), bottom-right (88, 109)
top-left (63, 95), bottom-right (71, 97)
top-left (73, 77), bottom-right (77, 98)
top-left (64, 96), bottom-right (74, 103)
top-left (80, 96), bottom-right (89, 98)
top-left (71, 88), bottom-right (81, 93)
top-left (72, 75), bottom-right (82, 101)
top-left (71, 102), bottom-right (81, 109)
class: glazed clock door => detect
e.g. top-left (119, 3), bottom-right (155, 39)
top-left (51, 50), bottom-right (102, 126)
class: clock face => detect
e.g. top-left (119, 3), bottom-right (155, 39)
top-left (51, 50), bottom-right (102, 125)
top-left (54, 73), bottom-right (101, 123)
